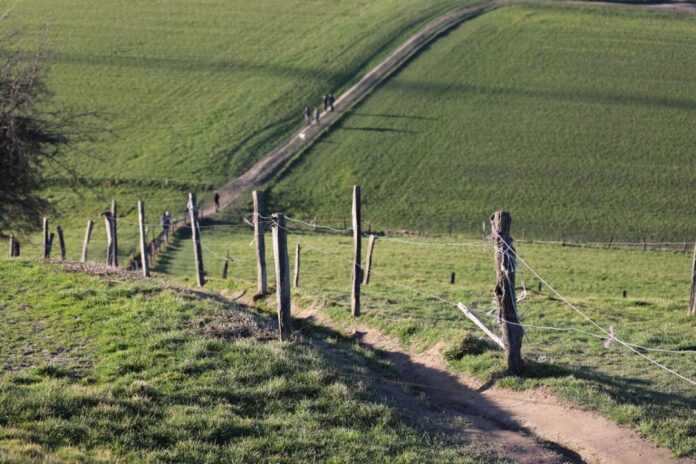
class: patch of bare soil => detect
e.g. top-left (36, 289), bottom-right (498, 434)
top-left (296, 306), bottom-right (694, 464)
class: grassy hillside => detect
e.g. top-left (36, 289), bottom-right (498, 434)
top-left (155, 218), bottom-right (696, 456)
top-left (0, 259), bottom-right (505, 463)
top-left (4, 0), bottom-right (474, 241)
top-left (268, 4), bottom-right (696, 241)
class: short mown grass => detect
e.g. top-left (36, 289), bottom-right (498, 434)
top-left (0, 259), bottom-right (504, 463)
top-left (157, 218), bottom-right (696, 457)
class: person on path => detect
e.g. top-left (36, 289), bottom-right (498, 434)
top-left (214, 192), bottom-right (220, 212)
top-left (327, 93), bottom-right (335, 111)
top-left (315, 108), bottom-right (321, 124)
top-left (303, 107), bottom-right (312, 126)
top-left (323, 94), bottom-right (329, 111)
top-left (161, 211), bottom-right (171, 238)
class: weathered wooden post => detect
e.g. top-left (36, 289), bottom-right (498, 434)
top-left (56, 226), bottom-right (66, 261)
top-left (42, 218), bottom-right (49, 260)
top-left (272, 213), bottom-right (292, 340)
top-left (8, 235), bottom-right (14, 257)
top-left (189, 193), bottom-right (205, 287)
top-left (104, 212), bottom-right (114, 266)
top-left (137, 201), bottom-right (149, 277)
top-left (46, 232), bottom-right (55, 259)
top-left (491, 211), bottom-right (523, 374)
top-left (450, 272), bottom-right (456, 285)
top-left (608, 236), bottom-right (614, 249)
top-left (293, 243), bottom-right (301, 288)
top-left (253, 191), bottom-right (267, 295)
top-left (12, 241), bottom-right (19, 257)
top-left (222, 250), bottom-right (230, 279)
top-left (352, 185), bottom-right (361, 317)
top-left (81, 220), bottom-right (93, 263)
top-left (689, 243), bottom-right (696, 317)
top-left (363, 235), bottom-right (376, 285)
top-left (111, 200), bottom-right (118, 267)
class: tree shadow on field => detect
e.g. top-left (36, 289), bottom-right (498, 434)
top-left (350, 111), bottom-right (437, 121)
top-left (340, 126), bottom-right (417, 134)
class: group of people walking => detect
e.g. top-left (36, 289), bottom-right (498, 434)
top-left (303, 92), bottom-right (335, 126)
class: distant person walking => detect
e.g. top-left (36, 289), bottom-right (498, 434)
top-left (323, 94), bottom-right (329, 111)
top-left (303, 107), bottom-right (312, 126)
top-left (161, 211), bottom-right (171, 238)
top-left (315, 108), bottom-right (321, 124)
top-left (213, 192), bottom-right (220, 212)
top-left (327, 92), bottom-right (335, 111)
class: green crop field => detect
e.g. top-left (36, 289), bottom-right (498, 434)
top-left (3, 0), bottom-right (475, 242)
top-left (0, 259), bottom-right (508, 463)
top-left (155, 216), bottom-right (696, 457)
top-left (268, 3), bottom-right (696, 241)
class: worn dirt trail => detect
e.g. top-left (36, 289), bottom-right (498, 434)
top-left (295, 305), bottom-right (694, 464)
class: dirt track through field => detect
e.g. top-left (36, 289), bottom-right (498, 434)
top-left (203, 1), bottom-right (695, 462)
top-left (296, 305), bottom-right (695, 464)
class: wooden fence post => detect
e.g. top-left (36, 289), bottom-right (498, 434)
top-left (56, 226), bottom-right (66, 261)
top-left (253, 191), bottom-right (267, 295)
top-left (352, 185), bottom-right (361, 317)
top-left (42, 218), bottom-right (49, 260)
top-left (608, 236), bottom-right (614, 249)
top-left (689, 243), bottom-right (696, 317)
top-left (189, 193), bottom-right (205, 287)
top-left (272, 213), bottom-right (292, 340)
top-left (81, 220), bottom-right (93, 263)
top-left (138, 201), bottom-right (149, 277)
top-left (450, 272), bottom-right (456, 285)
top-left (293, 243), bottom-right (301, 288)
top-left (363, 235), bottom-right (376, 285)
top-left (46, 232), bottom-right (55, 259)
top-left (12, 241), bottom-right (19, 257)
top-left (8, 235), bottom-right (14, 257)
top-left (491, 211), bottom-right (523, 374)
top-left (222, 250), bottom-right (230, 279)
top-left (104, 212), bottom-right (114, 266)
top-left (111, 200), bottom-right (118, 267)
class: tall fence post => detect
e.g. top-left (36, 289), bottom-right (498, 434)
top-left (272, 213), bottom-right (292, 340)
top-left (111, 200), bottom-right (118, 267)
top-left (222, 250), bottom-right (230, 279)
top-left (104, 212), bottom-right (114, 266)
top-left (491, 211), bottom-right (523, 374)
top-left (293, 243), bottom-right (301, 288)
top-left (352, 185), bottom-right (361, 317)
top-left (363, 235), bottom-right (376, 285)
top-left (189, 193), bottom-right (205, 287)
top-left (81, 220), bottom-right (93, 263)
top-left (42, 218), bottom-right (49, 260)
top-left (56, 225), bottom-right (66, 261)
top-left (8, 235), bottom-right (14, 258)
top-left (138, 201), bottom-right (149, 277)
top-left (689, 243), bottom-right (696, 317)
top-left (253, 191), bottom-right (268, 295)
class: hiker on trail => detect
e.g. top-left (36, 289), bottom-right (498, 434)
top-left (214, 192), bottom-right (220, 212)
top-left (327, 93), bottom-right (335, 111)
top-left (323, 94), bottom-right (329, 111)
top-left (315, 108), bottom-right (321, 124)
top-left (161, 211), bottom-right (171, 237)
top-left (303, 107), bottom-right (312, 126)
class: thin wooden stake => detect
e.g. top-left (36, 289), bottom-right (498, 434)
top-left (111, 200), bottom-right (118, 267)
top-left (689, 243), bottom-right (696, 317)
top-left (642, 238), bottom-right (647, 252)
top-left (272, 213), bottom-right (292, 340)
top-left (42, 217), bottom-right (49, 260)
top-left (104, 212), bottom-right (114, 266)
top-left (457, 303), bottom-right (505, 350)
top-left (8, 235), bottom-right (14, 257)
top-left (56, 225), bottom-right (66, 261)
top-left (253, 191), bottom-right (267, 295)
top-left (363, 235), bottom-right (376, 285)
top-left (450, 272), bottom-right (456, 285)
top-left (81, 220), bottom-right (93, 263)
top-left (189, 193), bottom-right (205, 287)
top-left (293, 243), bottom-right (301, 288)
top-left (351, 185), bottom-right (361, 317)
top-left (138, 201), bottom-right (149, 277)
top-left (491, 210), bottom-right (523, 374)
top-left (47, 232), bottom-right (55, 259)
top-left (608, 236), bottom-right (614, 249)
top-left (222, 250), bottom-right (230, 279)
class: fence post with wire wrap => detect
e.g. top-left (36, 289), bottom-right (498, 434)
top-left (138, 201), bottom-right (150, 277)
top-left (189, 193), bottom-right (205, 287)
top-left (491, 210), bottom-right (523, 374)
top-left (352, 185), bottom-right (361, 317)
top-left (272, 213), bottom-right (292, 340)
top-left (253, 190), bottom-right (268, 295)
top-left (689, 243), bottom-right (696, 316)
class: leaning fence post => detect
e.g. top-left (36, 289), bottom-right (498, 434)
top-left (42, 218), bottom-right (49, 260)
top-left (689, 243), bottom-right (696, 317)
top-left (81, 220), bottom-right (93, 263)
top-left (138, 201), bottom-right (149, 277)
top-left (56, 226), bottom-right (66, 261)
top-left (352, 185), bottom-right (362, 317)
top-left (272, 213), bottom-right (292, 340)
top-left (491, 211), bottom-right (523, 374)
top-left (46, 232), bottom-right (55, 259)
top-left (253, 191), bottom-right (268, 295)
top-left (363, 235), bottom-right (376, 285)
top-left (293, 243), bottom-right (301, 288)
top-left (189, 193), bottom-right (205, 287)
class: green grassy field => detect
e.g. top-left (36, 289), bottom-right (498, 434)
top-left (0, 259), bottom-right (510, 463)
top-left (268, 3), bottom-right (696, 241)
top-left (4, 0), bottom-right (476, 241)
top-left (155, 216), bottom-right (696, 457)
